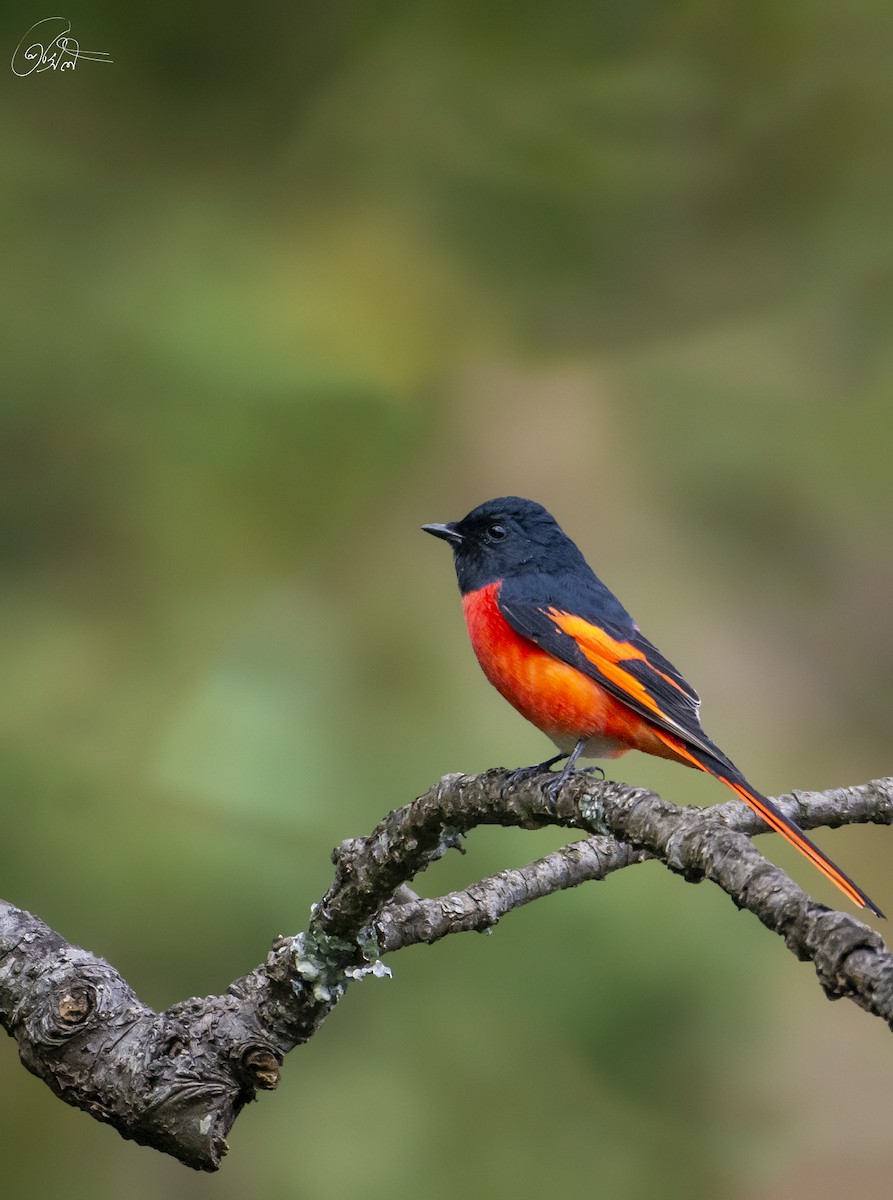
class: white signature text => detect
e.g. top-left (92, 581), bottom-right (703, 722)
top-left (11, 16), bottom-right (113, 76)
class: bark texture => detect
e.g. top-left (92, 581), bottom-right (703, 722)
top-left (1, 771), bottom-right (891, 1170)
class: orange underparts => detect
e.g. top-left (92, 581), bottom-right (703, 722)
top-left (462, 582), bottom-right (676, 760)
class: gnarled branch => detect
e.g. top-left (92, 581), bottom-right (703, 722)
top-left (1, 772), bottom-right (890, 1171)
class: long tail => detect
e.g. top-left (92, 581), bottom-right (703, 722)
top-left (653, 731), bottom-right (883, 918)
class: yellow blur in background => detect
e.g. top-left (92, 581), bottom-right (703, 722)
top-left (1, 4), bottom-right (891, 1198)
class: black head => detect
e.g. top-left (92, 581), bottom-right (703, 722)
top-left (423, 496), bottom-right (588, 594)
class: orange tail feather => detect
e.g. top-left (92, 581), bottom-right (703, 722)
top-left (653, 731), bottom-right (882, 917)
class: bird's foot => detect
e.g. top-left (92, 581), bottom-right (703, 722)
top-left (541, 741), bottom-right (603, 811)
top-left (543, 772), bottom-right (568, 810)
top-left (503, 753), bottom-right (567, 788)
top-left (543, 763), bottom-right (606, 809)
top-left (579, 765), bottom-right (605, 780)
top-left (503, 744), bottom-right (603, 812)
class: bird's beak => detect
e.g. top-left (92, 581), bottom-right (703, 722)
top-left (422, 522), bottom-right (464, 547)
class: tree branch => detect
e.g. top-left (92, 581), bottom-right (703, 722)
top-left (1, 772), bottom-right (891, 1171)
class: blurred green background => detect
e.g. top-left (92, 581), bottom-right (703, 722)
top-left (1, 2), bottom-right (892, 1197)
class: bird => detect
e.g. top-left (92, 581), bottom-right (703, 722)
top-left (423, 495), bottom-right (881, 917)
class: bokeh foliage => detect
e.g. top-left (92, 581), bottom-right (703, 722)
top-left (1, 2), bottom-right (891, 1197)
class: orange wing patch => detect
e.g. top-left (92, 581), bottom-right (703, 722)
top-left (546, 609), bottom-right (688, 720)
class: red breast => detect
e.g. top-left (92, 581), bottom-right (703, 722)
top-left (461, 582), bottom-right (675, 759)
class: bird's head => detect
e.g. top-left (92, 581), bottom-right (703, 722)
top-left (423, 496), bottom-right (584, 593)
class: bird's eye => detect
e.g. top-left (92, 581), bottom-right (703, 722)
top-left (486, 523), bottom-right (507, 542)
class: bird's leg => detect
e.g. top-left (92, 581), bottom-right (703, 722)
top-left (504, 751), bottom-right (568, 786)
